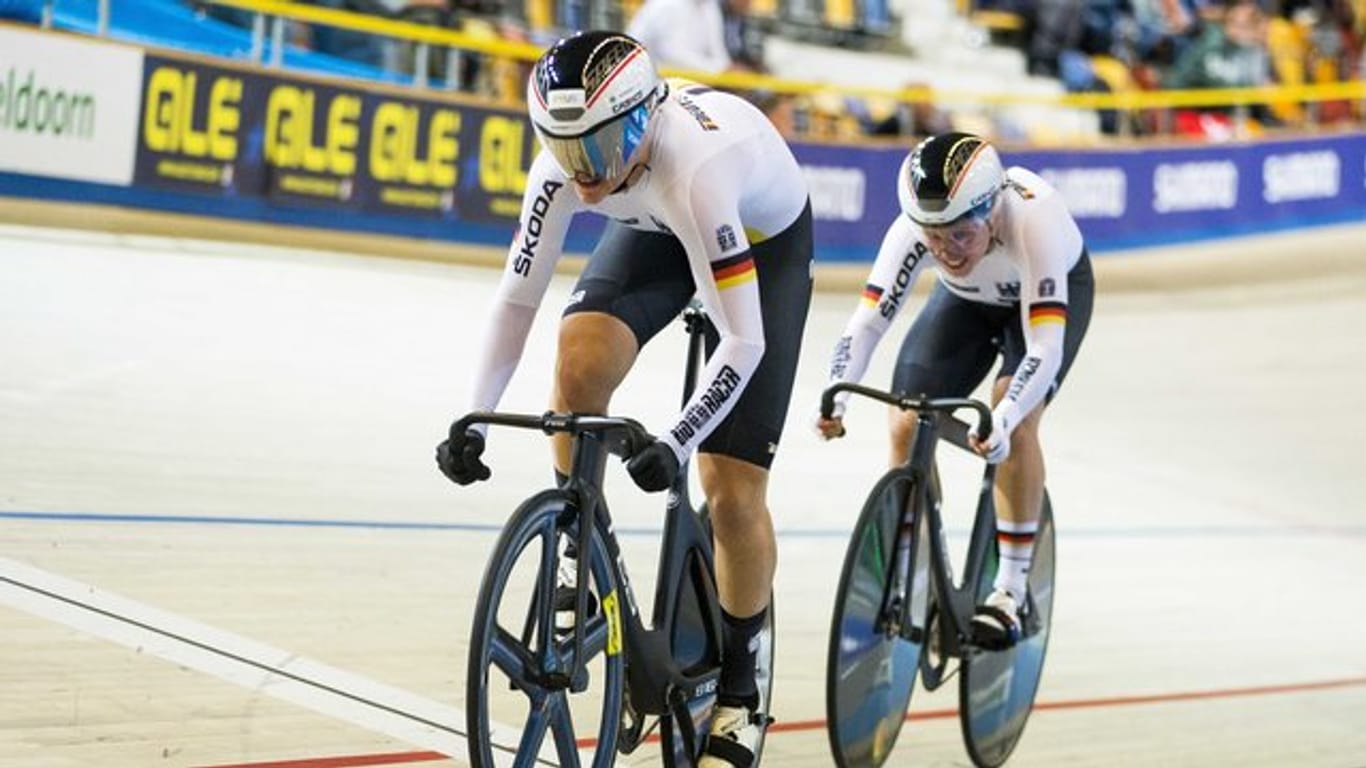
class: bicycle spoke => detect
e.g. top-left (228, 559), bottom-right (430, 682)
top-left (490, 625), bottom-right (538, 685)
top-left (469, 490), bottom-right (625, 768)
top-left (556, 611), bottom-right (610, 661)
top-left (547, 690), bottom-right (583, 768)
top-left (513, 694), bottom-right (555, 764)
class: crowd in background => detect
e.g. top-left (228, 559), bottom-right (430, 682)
top-left (2, 0), bottom-right (1359, 140)
top-left (208, 0), bottom-right (1360, 140)
top-left (1012, 0), bottom-right (1365, 136)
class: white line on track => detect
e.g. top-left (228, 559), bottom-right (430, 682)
top-left (0, 556), bottom-right (553, 768)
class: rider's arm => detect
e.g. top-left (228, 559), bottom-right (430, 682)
top-left (993, 188), bottom-right (1076, 438)
top-left (825, 215), bottom-right (930, 417)
top-left (654, 153), bottom-right (764, 464)
top-left (466, 152), bottom-right (580, 427)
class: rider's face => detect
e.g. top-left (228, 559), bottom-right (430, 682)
top-left (570, 144), bottom-right (651, 204)
top-left (571, 170), bottom-right (617, 204)
top-left (921, 215), bottom-right (992, 277)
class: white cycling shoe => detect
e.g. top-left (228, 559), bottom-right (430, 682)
top-left (698, 702), bottom-right (767, 767)
top-left (971, 587), bottom-right (1025, 650)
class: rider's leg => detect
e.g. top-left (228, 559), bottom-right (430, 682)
top-left (548, 312), bottom-right (638, 631)
top-left (698, 453), bottom-right (774, 704)
top-left (549, 312), bottom-right (639, 474)
top-left (988, 375), bottom-right (1046, 602)
top-left (888, 407), bottom-right (918, 467)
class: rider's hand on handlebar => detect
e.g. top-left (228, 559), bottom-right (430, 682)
top-left (626, 440), bottom-right (679, 493)
top-left (968, 412), bottom-right (1010, 464)
top-left (814, 414), bottom-right (846, 440)
top-left (436, 428), bottom-right (492, 485)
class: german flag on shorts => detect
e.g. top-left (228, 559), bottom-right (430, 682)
top-left (712, 253), bottom-right (756, 290)
top-left (861, 284), bottom-right (884, 308)
top-left (1029, 301), bottom-right (1067, 328)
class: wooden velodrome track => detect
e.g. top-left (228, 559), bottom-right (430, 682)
top-left (2, 200), bottom-right (1365, 767)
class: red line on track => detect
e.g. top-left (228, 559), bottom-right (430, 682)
top-left (195, 675), bottom-right (1366, 768)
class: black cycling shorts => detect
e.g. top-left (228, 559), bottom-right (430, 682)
top-left (892, 251), bottom-right (1094, 403)
top-left (564, 204), bottom-right (814, 469)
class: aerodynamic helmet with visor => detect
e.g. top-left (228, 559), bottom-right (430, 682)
top-left (897, 132), bottom-right (1005, 229)
top-left (527, 31), bottom-right (665, 184)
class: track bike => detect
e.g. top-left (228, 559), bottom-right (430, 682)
top-left (457, 306), bottom-right (775, 767)
top-left (821, 383), bottom-right (1055, 768)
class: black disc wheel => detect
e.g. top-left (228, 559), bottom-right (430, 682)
top-left (659, 602), bottom-right (776, 767)
top-left (663, 508), bottom-right (778, 765)
top-left (826, 472), bottom-right (932, 767)
top-left (959, 497), bottom-right (1057, 767)
top-left (467, 490), bottom-right (625, 768)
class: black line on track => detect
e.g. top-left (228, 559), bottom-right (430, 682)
top-left (0, 574), bottom-right (556, 765)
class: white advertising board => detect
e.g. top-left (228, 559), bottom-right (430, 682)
top-left (0, 27), bottom-right (143, 185)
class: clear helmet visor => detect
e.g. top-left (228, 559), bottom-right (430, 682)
top-left (536, 100), bottom-right (653, 183)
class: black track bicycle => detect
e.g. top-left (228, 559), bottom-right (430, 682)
top-left (821, 383), bottom-right (1055, 768)
top-left (457, 306), bottom-right (775, 767)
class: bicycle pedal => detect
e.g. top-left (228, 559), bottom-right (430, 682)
top-left (553, 585), bottom-right (600, 638)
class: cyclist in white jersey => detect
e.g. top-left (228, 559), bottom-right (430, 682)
top-left (437, 31), bottom-right (813, 765)
top-left (816, 132), bottom-right (1094, 649)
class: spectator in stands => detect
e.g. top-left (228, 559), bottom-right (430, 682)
top-left (722, 0), bottom-right (767, 71)
top-left (297, 0), bottom-right (390, 68)
top-left (1162, 0), bottom-right (1279, 136)
top-left (627, 0), bottom-right (746, 72)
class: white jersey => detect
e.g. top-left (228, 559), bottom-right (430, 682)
top-left (469, 82), bottom-right (808, 463)
top-left (828, 167), bottom-right (1084, 434)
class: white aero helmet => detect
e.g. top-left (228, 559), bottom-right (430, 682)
top-left (897, 132), bottom-right (1005, 227)
top-left (527, 31), bottom-right (664, 182)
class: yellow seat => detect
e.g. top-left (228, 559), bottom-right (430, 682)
top-left (1089, 54), bottom-right (1135, 93)
top-left (1265, 17), bottom-right (1307, 123)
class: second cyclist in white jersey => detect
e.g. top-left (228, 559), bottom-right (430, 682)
top-left (437, 31), bottom-right (813, 766)
top-left (817, 132), bottom-right (1094, 649)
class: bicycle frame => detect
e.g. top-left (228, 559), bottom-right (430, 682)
top-left (902, 409), bottom-right (1000, 665)
top-left (460, 304), bottom-right (726, 759)
top-left (820, 383), bottom-right (1001, 661)
top-left (556, 430), bottom-right (724, 720)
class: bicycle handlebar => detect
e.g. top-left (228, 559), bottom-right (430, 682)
top-left (452, 411), bottom-right (656, 460)
top-left (820, 383), bottom-right (993, 449)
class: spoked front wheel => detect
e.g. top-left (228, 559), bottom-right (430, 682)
top-left (826, 472), bottom-right (932, 768)
top-left (467, 490), bottom-right (625, 768)
top-left (958, 496), bottom-right (1057, 767)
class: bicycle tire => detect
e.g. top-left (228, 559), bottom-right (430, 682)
top-left (958, 496), bottom-right (1056, 768)
top-left (467, 490), bottom-right (626, 768)
top-left (826, 472), bottom-right (932, 768)
top-left (662, 509), bottom-right (778, 766)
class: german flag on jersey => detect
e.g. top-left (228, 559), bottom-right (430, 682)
top-left (712, 253), bottom-right (757, 290)
top-left (862, 284), bottom-right (884, 308)
top-left (1029, 301), bottom-right (1067, 327)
